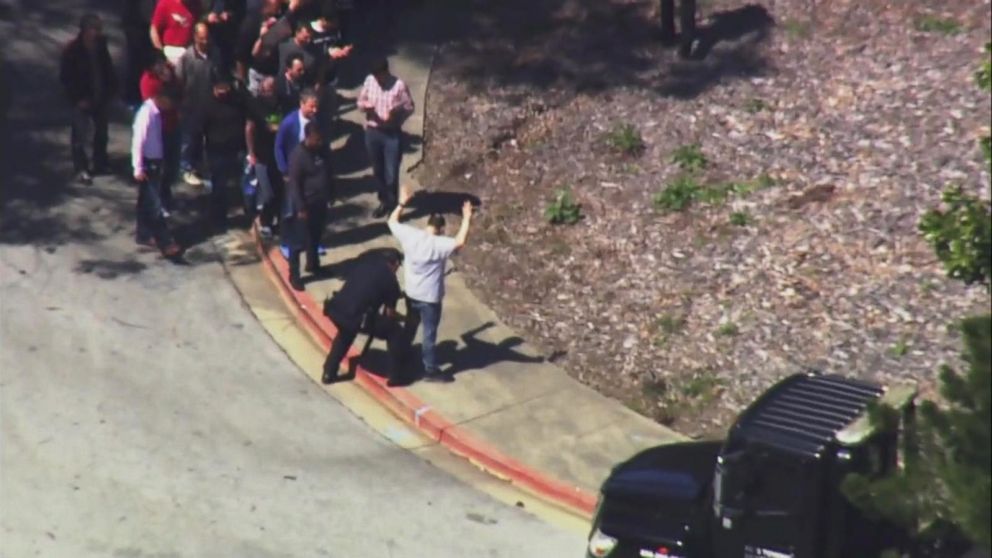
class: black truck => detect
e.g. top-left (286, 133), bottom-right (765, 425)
top-left (587, 372), bottom-right (917, 558)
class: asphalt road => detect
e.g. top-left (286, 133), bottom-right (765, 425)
top-left (0, 2), bottom-right (582, 557)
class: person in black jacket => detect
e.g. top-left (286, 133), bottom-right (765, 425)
top-left (284, 122), bottom-right (333, 290)
top-left (202, 77), bottom-right (248, 231)
top-left (59, 13), bottom-right (117, 184)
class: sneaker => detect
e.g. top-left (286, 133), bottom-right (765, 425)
top-left (160, 208), bottom-right (172, 219)
top-left (182, 171), bottom-right (203, 186)
top-left (258, 225), bottom-right (273, 239)
top-left (77, 170), bottom-right (93, 185)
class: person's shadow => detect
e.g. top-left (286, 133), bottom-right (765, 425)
top-left (433, 322), bottom-right (544, 377)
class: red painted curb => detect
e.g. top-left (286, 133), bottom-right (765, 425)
top-left (251, 228), bottom-right (598, 517)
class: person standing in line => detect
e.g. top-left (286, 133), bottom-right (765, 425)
top-left (277, 19), bottom-right (316, 81)
top-left (308, 7), bottom-right (352, 133)
top-left (284, 123), bottom-right (333, 290)
top-left (59, 13), bottom-right (117, 185)
top-left (175, 21), bottom-right (222, 187)
top-left (150, 0), bottom-right (202, 66)
top-left (275, 52), bottom-right (307, 114)
top-left (321, 249), bottom-right (409, 387)
top-left (132, 92), bottom-right (182, 257)
top-left (244, 76), bottom-right (284, 237)
top-left (356, 57), bottom-right (414, 218)
top-left (234, 0), bottom-right (282, 88)
top-left (201, 77), bottom-right (247, 231)
top-left (387, 187), bottom-right (473, 382)
top-left (273, 88), bottom-right (318, 181)
top-left (140, 54), bottom-right (182, 216)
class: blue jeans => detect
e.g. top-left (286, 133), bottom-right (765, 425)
top-left (364, 127), bottom-right (401, 207)
top-left (136, 160), bottom-right (173, 247)
top-left (405, 298), bottom-right (442, 373)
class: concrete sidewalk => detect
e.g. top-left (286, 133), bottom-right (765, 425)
top-left (256, 1), bottom-right (685, 516)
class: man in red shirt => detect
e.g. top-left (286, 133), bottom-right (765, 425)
top-left (149, 0), bottom-right (201, 65)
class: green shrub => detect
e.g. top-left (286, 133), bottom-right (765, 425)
top-left (744, 98), bottom-right (769, 114)
top-left (605, 123), bottom-right (645, 156)
top-left (729, 211), bottom-right (753, 226)
top-left (671, 144), bottom-right (708, 172)
top-left (914, 15), bottom-right (962, 35)
top-left (919, 187), bottom-right (992, 290)
top-left (717, 322), bottom-right (739, 336)
top-left (654, 175), bottom-right (701, 212)
top-left (545, 189), bottom-right (583, 225)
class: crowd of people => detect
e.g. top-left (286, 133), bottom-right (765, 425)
top-left (59, 0), bottom-right (475, 385)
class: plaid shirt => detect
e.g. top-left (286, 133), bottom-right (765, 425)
top-left (357, 74), bottom-right (414, 130)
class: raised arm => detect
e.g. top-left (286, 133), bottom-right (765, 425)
top-left (453, 201), bottom-right (473, 250)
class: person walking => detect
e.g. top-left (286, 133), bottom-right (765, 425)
top-left (132, 92), bottom-right (182, 257)
top-left (175, 21), bottom-right (223, 187)
top-left (321, 249), bottom-right (409, 386)
top-left (356, 57), bottom-right (414, 218)
top-left (387, 187), bottom-right (473, 382)
top-left (284, 123), bottom-right (332, 290)
top-left (59, 13), bottom-right (117, 185)
top-left (139, 54), bottom-right (182, 216)
top-left (202, 77), bottom-right (247, 231)
top-left (244, 76), bottom-right (284, 236)
top-left (150, 0), bottom-right (202, 66)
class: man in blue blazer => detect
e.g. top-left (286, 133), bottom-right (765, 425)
top-left (274, 87), bottom-right (320, 180)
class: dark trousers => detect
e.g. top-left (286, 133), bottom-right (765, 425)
top-left (323, 308), bottom-right (408, 381)
top-left (71, 105), bottom-right (109, 173)
top-left (287, 202), bottom-right (328, 281)
top-left (161, 128), bottom-right (181, 210)
top-left (207, 149), bottom-right (241, 228)
top-left (659, 0), bottom-right (696, 55)
top-left (364, 127), bottom-right (401, 208)
top-left (255, 162), bottom-right (283, 228)
top-left (136, 161), bottom-right (174, 247)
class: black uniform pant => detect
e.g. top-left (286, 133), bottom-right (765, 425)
top-left (286, 202), bottom-right (328, 282)
top-left (659, 0), bottom-right (697, 55)
top-left (323, 309), bottom-right (409, 381)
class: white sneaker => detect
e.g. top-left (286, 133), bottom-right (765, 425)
top-left (183, 171), bottom-right (203, 186)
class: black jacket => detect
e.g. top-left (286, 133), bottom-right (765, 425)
top-left (59, 37), bottom-right (117, 105)
top-left (286, 142), bottom-right (333, 212)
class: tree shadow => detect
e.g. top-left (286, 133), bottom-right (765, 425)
top-left (434, 321), bottom-right (544, 376)
top-left (74, 258), bottom-right (147, 279)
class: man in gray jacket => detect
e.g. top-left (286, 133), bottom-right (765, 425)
top-left (176, 21), bottom-right (222, 186)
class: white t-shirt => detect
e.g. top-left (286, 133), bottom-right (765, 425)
top-left (389, 221), bottom-right (458, 304)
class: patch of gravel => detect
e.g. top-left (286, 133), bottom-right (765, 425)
top-left (416, 0), bottom-right (991, 437)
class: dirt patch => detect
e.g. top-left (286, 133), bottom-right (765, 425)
top-left (416, 0), bottom-right (991, 438)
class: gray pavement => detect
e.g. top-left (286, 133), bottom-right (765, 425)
top-left (0, 2), bottom-right (581, 556)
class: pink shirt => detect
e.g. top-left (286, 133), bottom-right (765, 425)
top-left (356, 75), bottom-right (414, 130)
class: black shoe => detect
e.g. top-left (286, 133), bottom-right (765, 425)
top-left (322, 370), bottom-right (336, 384)
top-left (422, 370), bottom-right (454, 383)
top-left (386, 376), bottom-right (412, 388)
top-left (289, 276), bottom-right (305, 292)
top-left (371, 204), bottom-right (388, 218)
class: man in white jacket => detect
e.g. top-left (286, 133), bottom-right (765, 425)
top-left (132, 92), bottom-right (182, 258)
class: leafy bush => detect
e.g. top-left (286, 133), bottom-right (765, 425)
top-left (654, 175), bottom-right (701, 211)
top-left (729, 211), bottom-right (753, 226)
top-left (544, 189), bottom-right (583, 225)
top-left (605, 123), bottom-right (645, 156)
top-left (919, 187), bottom-right (992, 290)
top-left (914, 15), bottom-right (962, 35)
top-left (671, 143), bottom-right (708, 172)
top-left (744, 98), bottom-right (769, 114)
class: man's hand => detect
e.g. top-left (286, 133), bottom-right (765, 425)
top-left (206, 12), bottom-right (220, 24)
top-left (462, 200), bottom-right (474, 219)
top-left (134, 171), bottom-right (147, 182)
top-left (247, 153), bottom-right (257, 166)
top-left (298, 209), bottom-right (308, 220)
